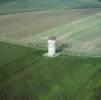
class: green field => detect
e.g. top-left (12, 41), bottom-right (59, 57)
top-left (0, 0), bottom-right (101, 14)
top-left (0, 41), bottom-right (101, 100)
top-left (0, 0), bottom-right (101, 100)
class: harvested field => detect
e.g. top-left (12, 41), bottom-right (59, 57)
top-left (0, 8), bottom-right (101, 57)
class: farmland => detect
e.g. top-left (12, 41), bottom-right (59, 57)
top-left (0, 0), bottom-right (101, 14)
top-left (0, 8), bottom-right (101, 57)
top-left (0, 0), bottom-right (101, 100)
top-left (0, 41), bottom-right (101, 100)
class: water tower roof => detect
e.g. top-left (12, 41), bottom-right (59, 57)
top-left (48, 36), bottom-right (56, 40)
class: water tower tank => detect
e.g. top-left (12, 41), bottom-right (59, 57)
top-left (48, 36), bottom-right (56, 57)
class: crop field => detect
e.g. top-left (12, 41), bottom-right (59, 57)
top-left (0, 41), bottom-right (101, 100)
top-left (0, 0), bottom-right (101, 14)
top-left (0, 1), bottom-right (101, 100)
top-left (0, 8), bottom-right (101, 57)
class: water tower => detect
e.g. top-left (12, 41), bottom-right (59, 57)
top-left (48, 36), bottom-right (56, 57)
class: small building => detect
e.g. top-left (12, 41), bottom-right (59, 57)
top-left (48, 36), bottom-right (56, 57)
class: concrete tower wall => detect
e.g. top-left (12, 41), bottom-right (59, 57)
top-left (48, 39), bottom-right (56, 57)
